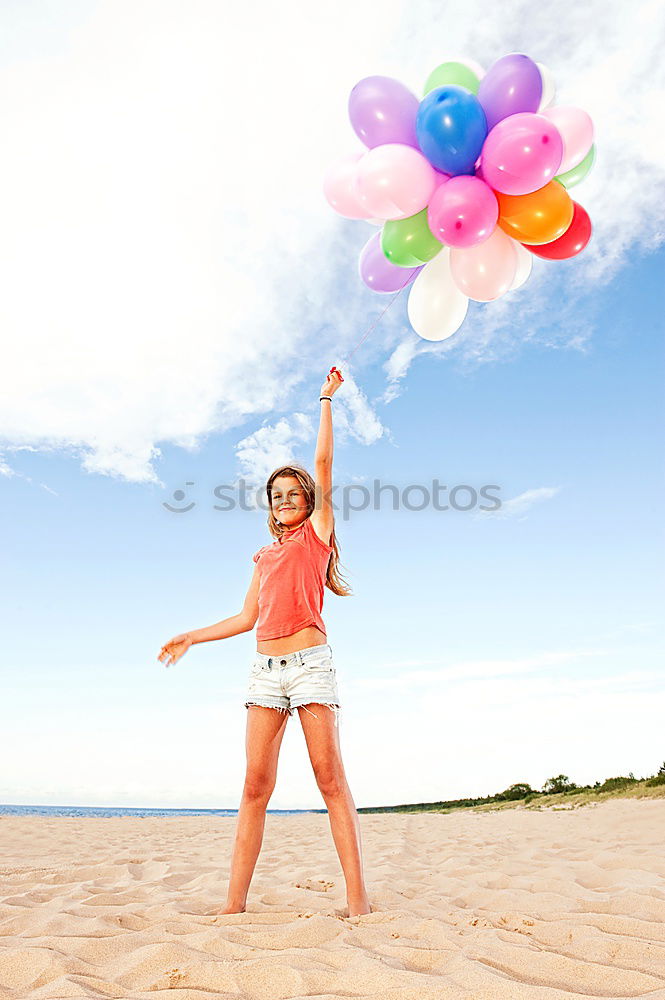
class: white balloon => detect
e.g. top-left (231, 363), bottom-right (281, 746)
top-left (366, 218), bottom-right (384, 226)
top-left (407, 248), bottom-right (469, 341)
top-left (509, 241), bottom-right (533, 291)
top-left (536, 61), bottom-right (556, 111)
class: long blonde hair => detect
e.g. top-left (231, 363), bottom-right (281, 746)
top-left (263, 464), bottom-right (353, 597)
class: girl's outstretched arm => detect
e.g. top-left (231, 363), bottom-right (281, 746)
top-left (157, 566), bottom-right (260, 667)
top-left (312, 367), bottom-right (343, 545)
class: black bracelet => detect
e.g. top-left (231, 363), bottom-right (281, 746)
top-left (319, 395), bottom-right (332, 402)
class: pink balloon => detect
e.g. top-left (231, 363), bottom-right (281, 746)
top-left (427, 176), bottom-right (498, 248)
top-left (479, 113), bottom-right (563, 195)
top-left (354, 143), bottom-right (437, 221)
top-left (323, 152), bottom-right (371, 219)
top-left (450, 226), bottom-right (518, 301)
top-left (540, 106), bottom-right (594, 174)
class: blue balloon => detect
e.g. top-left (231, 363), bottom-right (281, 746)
top-left (415, 85), bottom-right (488, 176)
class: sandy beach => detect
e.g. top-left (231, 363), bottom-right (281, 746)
top-left (1, 798), bottom-right (664, 999)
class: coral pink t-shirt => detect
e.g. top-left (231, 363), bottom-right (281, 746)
top-left (252, 516), bottom-right (334, 641)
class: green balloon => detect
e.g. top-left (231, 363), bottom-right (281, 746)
top-left (381, 209), bottom-right (442, 267)
top-left (424, 61), bottom-right (480, 96)
top-left (555, 144), bottom-right (596, 189)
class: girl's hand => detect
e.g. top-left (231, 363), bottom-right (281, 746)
top-left (157, 632), bottom-right (193, 667)
top-left (320, 366), bottom-right (344, 398)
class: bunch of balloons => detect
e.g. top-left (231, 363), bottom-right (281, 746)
top-left (324, 54), bottom-right (595, 341)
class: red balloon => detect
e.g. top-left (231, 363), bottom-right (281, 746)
top-left (522, 201), bottom-right (592, 259)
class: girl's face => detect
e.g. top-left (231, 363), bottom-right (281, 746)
top-left (270, 476), bottom-right (308, 528)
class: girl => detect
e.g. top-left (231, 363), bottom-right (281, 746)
top-left (157, 367), bottom-right (371, 918)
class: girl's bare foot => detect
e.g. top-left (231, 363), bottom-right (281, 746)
top-left (212, 902), bottom-right (246, 915)
top-left (347, 892), bottom-right (371, 917)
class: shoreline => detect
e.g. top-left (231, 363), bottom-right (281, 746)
top-left (3, 780), bottom-right (663, 819)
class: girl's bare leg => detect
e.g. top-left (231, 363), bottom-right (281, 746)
top-left (297, 703), bottom-right (371, 916)
top-left (214, 705), bottom-right (289, 914)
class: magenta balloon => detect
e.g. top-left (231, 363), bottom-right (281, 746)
top-left (477, 53), bottom-right (542, 131)
top-left (480, 113), bottom-right (564, 195)
top-left (348, 75), bottom-right (420, 149)
top-left (427, 176), bottom-right (498, 248)
top-left (359, 231), bottom-right (424, 292)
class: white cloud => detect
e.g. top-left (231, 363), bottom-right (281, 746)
top-left (381, 338), bottom-right (421, 403)
top-left (233, 370), bottom-right (386, 488)
top-left (0, 0), bottom-right (663, 479)
top-left (328, 375), bottom-right (387, 447)
top-left (0, 0), bottom-right (402, 483)
top-left (474, 485), bottom-right (562, 520)
top-left (235, 413), bottom-right (314, 487)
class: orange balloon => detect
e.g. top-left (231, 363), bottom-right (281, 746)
top-left (496, 181), bottom-right (574, 245)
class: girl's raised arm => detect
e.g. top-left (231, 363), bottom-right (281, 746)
top-left (311, 367), bottom-right (343, 546)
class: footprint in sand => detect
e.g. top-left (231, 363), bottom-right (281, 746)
top-left (294, 879), bottom-right (335, 893)
top-left (166, 968), bottom-right (186, 987)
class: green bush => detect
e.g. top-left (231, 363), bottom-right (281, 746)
top-left (495, 783), bottom-right (534, 801)
top-left (597, 776), bottom-right (638, 793)
top-left (542, 774), bottom-right (577, 795)
top-left (646, 773), bottom-right (665, 787)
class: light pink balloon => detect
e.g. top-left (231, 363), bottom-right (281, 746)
top-left (323, 152), bottom-right (371, 219)
top-left (480, 113), bottom-right (563, 195)
top-left (540, 105), bottom-right (594, 174)
top-left (450, 226), bottom-right (518, 301)
top-left (354, 143), bottom-right (437, 221)
top-left (427, 175), bottom-right (498, 248)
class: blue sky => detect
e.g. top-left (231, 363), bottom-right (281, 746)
top-left (2, 248), bottom-right (663, 810)
top-left (1, 0), bottom-right (664, 809)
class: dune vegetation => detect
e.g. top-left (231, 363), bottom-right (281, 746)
top-left (358, 761), bottom-right (665, 814)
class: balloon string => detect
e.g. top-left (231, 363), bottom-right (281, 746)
top-left (338, 274), bottom-right (413, 367)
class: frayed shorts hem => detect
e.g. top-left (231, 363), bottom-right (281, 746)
top-left (244, 699), bottom-right (293, 716)
top-left (244, 699), bottom-right (341, 727)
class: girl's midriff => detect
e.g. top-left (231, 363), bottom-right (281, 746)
top-left (256, 624), bottom-right (327, 656)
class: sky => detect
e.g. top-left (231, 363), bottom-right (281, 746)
top-left (1, 0), bottom-right (664, 810)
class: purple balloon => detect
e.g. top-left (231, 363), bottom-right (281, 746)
top-left (359, 231), bottom-right (423, 293)
top-left (477, 53), bottom-right (542, 131)
top-left (348, 75), bottom-right (420, 149)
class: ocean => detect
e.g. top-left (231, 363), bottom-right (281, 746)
top-left (0, 804), bottom-right (323, 818)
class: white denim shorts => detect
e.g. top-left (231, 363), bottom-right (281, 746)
top-left (245, 642), bottom-right (341, 727)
